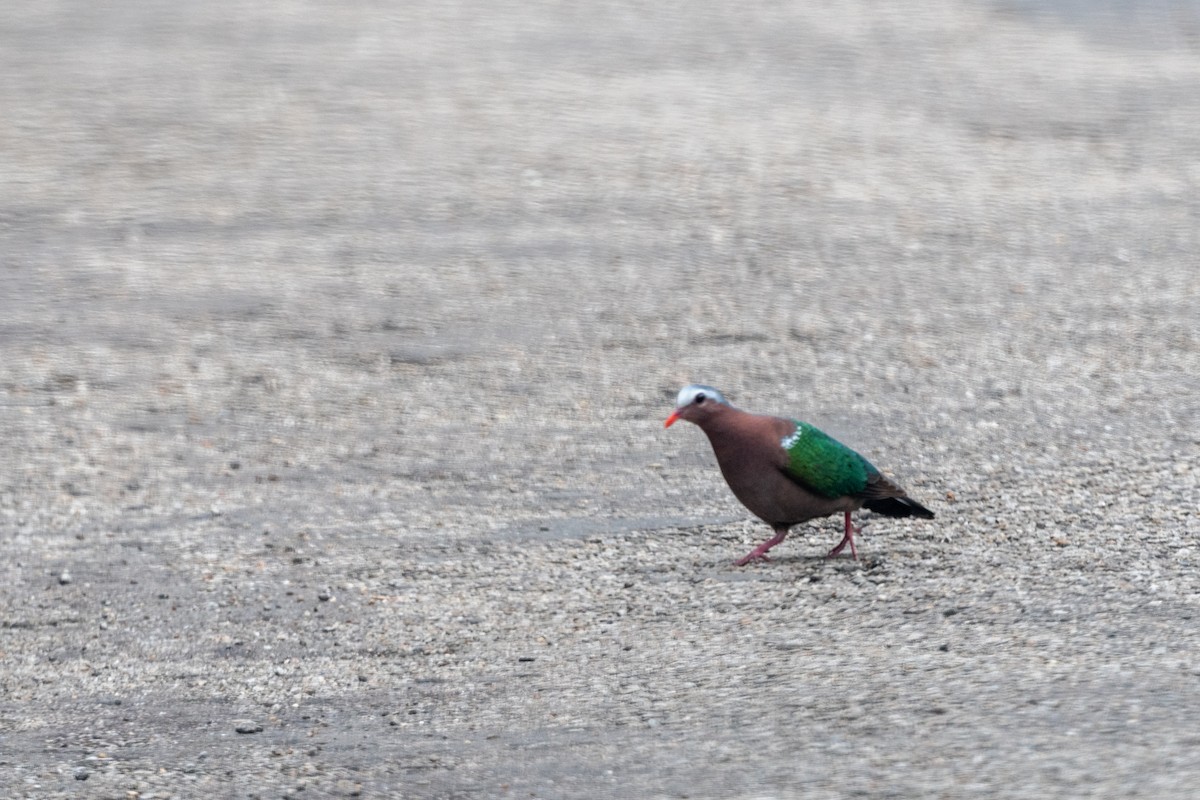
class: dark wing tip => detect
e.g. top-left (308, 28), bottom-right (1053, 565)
top-left (863, 496), bottom-right (935, 519)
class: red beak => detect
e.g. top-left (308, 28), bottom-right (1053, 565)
top-left (664, 410), bottom-right (681, 428)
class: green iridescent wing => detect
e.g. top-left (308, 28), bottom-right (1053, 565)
top-left (779, 420), bottom-right (878, 499)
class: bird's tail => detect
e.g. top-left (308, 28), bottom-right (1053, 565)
top-left (864, 496), bottom-right (935, 519)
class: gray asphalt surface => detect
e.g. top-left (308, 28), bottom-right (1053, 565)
top-left (2, 1), bottom-right (1199, 798)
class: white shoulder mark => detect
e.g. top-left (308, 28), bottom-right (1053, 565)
top-left (780, 427), bottom-right (803, 450)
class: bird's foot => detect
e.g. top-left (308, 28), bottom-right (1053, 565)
top-left (825, 524), bottom-right (861, 560)
top-left (734, 528), bottom-right (789, 567)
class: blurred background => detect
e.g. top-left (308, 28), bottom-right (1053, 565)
top-left (3, 1), bottom-right (1196, 523)
top-left (2, 1), bottom-right (1199, 796)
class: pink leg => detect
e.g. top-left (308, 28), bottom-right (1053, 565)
top-left (826, 511), bottom-right (860, 560)
top-left (735, 526), bottom-right (789, 566)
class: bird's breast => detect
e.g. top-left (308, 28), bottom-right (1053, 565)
top-left (706, 425), bottom-right (860, 525)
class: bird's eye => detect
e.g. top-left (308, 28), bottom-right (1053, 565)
top-left (694, 392), bottom-right (707, 404)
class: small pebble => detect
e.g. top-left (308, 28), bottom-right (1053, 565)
top-left (234, 719), bottom-right (263, 734)
top-left (59, 571), bottom-right (73, 585)
top-left (336, 779), bottom-right (362, 796)
top-left (74, 768), bottom-right (89, 781)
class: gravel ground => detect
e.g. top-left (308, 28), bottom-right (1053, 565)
top-left (2, 1), bottom-right (1199, 798)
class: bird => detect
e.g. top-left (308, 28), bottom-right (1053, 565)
top-left (664, 384), bottom-right (934, 564)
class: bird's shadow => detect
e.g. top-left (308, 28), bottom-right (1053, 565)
top-left (793, 553), bottom-right (884, 569)
top-left (709, 552), bottom-right (887, 580)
